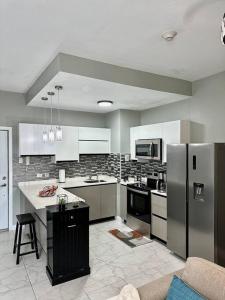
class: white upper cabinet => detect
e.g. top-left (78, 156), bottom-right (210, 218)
top-left (79, 127), bottom-right (111, 141)
top-left (139, 123), bottom-right (162, 139)
top-left (79, 141), bottom-right (110, 154)
top-left (55, 126), bottom-right (79, 161)
top-left (130, 120), bottom-right (190, 161)
top-left (19, 124), bottom-right (111, 158)
top-left (162, 120), bottom-right (190, 162)
top-left (78, 127), bottom-right (111, 154)
top-left (19, 123), bottom-right (56, 156)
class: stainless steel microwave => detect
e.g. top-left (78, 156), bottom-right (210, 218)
top-left (135, 138), bottom-right (162, 161)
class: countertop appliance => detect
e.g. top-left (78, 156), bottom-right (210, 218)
top-left (135, 139), bottom-right (162, 161)
top-left (46, 201), bottom-right (90, 285)
top-left (58, 169), bottom-right (66, 183)
top-left (156, 171), bottom-right (166, 193)
top-left (167, 143), bottom-right (225, 266)
top-left (126, 172), bottom-right (158, 236)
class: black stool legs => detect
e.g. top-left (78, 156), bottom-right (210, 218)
top-left (13, 222), bottom-right (18, 254)
top-left (32, 223), bottom-right (39, 260)
top-left (16, 225), bottom-right (22, 265)
top-left (13, 213), bottom-right (39, 265)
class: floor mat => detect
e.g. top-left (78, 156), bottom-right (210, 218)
top-left (109, 228), bottom-right (152, 248)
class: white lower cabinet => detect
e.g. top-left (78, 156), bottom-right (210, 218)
top-left (151, 193), bottom-right (167, 242)
top-left (119, 184), bottom-right (127, 221)
top-left (151, 215), bottom-right (167, 242)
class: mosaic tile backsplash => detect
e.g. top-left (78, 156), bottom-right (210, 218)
top-left (13, 154), bottom-right (120, 185)
top-left (13, 153), bottom-right (166, 185)
top-left (120, 155), bottom-right (167, 179)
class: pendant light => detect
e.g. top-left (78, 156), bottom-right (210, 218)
top-left (41, 97), bottom-right (48, 142)
top-left (47, 91), bottom-right (55, 143)
top-left (55, 85), bottom-right (63, 141)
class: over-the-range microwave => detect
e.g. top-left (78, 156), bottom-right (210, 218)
top-left (135, 138), bottom-right (162, 161)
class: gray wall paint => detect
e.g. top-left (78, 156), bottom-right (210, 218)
top-left (0, 90), bottom-right (106, 226)
top-left (105, 110), bottom-right (121, 153)
top-left (141, 71), bottom-right (225, 143)
top-left (0, 90), bottom-right (106, 156)
top-left (119, 110), bottom-right (140, 153)
top-left (26, 53), bottom-right (192, 103)
top-left (105, 109), bottom-right (140, 153)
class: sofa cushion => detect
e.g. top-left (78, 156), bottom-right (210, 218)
top-left (138, 269), bottom-right (183, 300)
top-left (166, 275), bottom-right (206, 300)
top-left (181, 257), bottom-right (225, 300)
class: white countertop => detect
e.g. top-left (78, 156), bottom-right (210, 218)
top-left (151, 189), bottom-right (167, 197)
top-left (120, 179), bottom-right (139, 186)
top-left (18, 175), bottom-right (118, 210)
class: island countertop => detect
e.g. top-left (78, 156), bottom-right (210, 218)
top-left (18, 175), bottom-right (118, 210)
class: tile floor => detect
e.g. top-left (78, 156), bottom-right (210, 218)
top-left (0, 219), bottom-right (185, 300)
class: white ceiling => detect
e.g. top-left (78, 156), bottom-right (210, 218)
top-left (1, 0), bottom-right (225, 93)
top-left (29, 72), bottom-right (189, 113)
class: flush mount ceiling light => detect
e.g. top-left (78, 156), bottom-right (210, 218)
top-left (41, 97), bottom-right (48, 101)
top-left (161, 30), bottom-right (177, 41)
top-left (97, 100), bottom-right (113, 107)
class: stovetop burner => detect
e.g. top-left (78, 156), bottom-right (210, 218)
top-left (127, 182), bottom-right (153, 192)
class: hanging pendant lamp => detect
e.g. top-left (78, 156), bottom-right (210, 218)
top-left (47, 91), bottom-right (55, 143)
top-left (41, 97), bottom-right (49, 142)
top-left (55, 85), bottom-right (63, 141)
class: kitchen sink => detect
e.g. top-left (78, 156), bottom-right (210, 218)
top-left (83, 179), bottom-right (106, 183)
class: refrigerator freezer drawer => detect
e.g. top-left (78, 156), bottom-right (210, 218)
top-left (152, 215), bottom-right (167, 242)
top-left (151, 194), bottom-right (167, 219)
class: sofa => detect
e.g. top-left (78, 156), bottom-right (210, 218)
top-left (137, 257), bottom-right (225, 300)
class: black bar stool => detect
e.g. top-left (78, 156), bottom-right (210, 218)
top-left (13, 213), bottom-right (39, 264)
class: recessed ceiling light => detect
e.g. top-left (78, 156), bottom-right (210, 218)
top-left (161, 30), bottom-right (177, 41)
top-left (97, 100), bottom-right (113, 107)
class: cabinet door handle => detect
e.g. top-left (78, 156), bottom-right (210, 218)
top-left (67, 224), bottom-right (77, 228)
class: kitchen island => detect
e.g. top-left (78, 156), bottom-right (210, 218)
top-left (18, 175), bottom-right (118, 253)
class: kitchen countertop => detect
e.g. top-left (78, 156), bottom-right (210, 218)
top-left (151, 189), bottom-right (167, 197)
top-left (120, 179), bottom-right (139, 186)
top-left (18, 175), bottom-right (118, 210)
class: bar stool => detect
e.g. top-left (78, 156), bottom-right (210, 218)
top-left (13, 213), bottom-right (39, 264)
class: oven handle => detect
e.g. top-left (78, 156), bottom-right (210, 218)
top-left (127, 187), bottom-right (149, 196)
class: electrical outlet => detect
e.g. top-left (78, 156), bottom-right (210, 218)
top-left (44, 173), bottom-right (49, 178)
top-left (37, 173), bottom-right (43, 178)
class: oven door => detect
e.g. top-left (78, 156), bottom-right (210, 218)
top-left (127, 187), bottom-right (150, 224)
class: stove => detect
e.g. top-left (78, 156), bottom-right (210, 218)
top-left (126, 172), bottom-right (158, 237)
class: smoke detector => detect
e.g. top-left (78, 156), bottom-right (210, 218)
top-left (161, 31), bottom-right (177, 41)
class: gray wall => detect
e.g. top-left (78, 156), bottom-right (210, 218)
top-left (141, 71), bottom-right (225, 143)
top-left (0, 90), bottom-right (106, 156)
top-left (105, 110), bottom-right (121, 153)
top-left (119, 110), bottom-right (140, 153)
top-left (0, 90), bottom-right (106, 226)
top-left (105, 109), bottom-right (140, 153)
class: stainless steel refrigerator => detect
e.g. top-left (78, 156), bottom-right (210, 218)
top-left (167, 143), bottom-right (225, 266)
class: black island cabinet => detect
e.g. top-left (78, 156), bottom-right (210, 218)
top-left (46, 201), bottom-right (90, 285)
